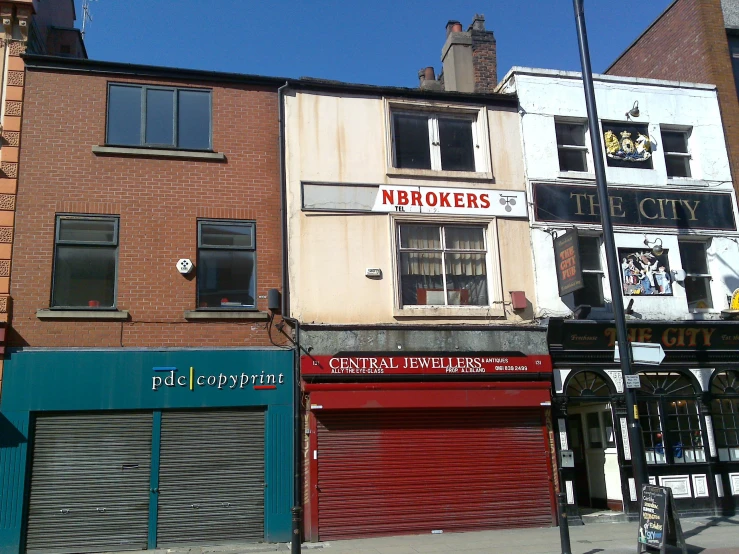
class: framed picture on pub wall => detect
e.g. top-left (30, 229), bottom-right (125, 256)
top-left (619, 248), bottom-right (672, 296)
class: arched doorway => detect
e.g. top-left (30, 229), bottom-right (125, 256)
top-left (565, 371), bottom-right (622, 511)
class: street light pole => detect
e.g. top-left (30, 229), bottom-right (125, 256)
top-left (572, 0), bottom-right (649, 501)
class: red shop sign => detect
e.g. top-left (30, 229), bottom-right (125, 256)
top-left (300, 354), bottom-right (552, 376)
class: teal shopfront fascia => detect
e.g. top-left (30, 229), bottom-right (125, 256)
top-left (0, 348), bottom-right (294, 554)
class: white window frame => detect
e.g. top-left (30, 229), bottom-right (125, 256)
top-left (573, 234), bottom-right (605, 309)
top-left (678, 238), bottom-right (713, 312)
top-left (660, 126), bottom-right (692, 180)
top-left (390, 214), bottom-right (503, 318)
top-left (555, 118), bottom-right (592, 175)
top-left (384, 98), bottom-right (492, 180)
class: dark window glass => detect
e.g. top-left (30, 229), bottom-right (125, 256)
top-left (579, 236), bottom-right (602, 271)
top-left (52, 216), bottom-right (118, 308)
top-left (729, 35), bottom-right (739, 102)
top-left (665, 155), bottom-right (691, 178)
top-left (665, 399), bottom-right (706, 464)
top-left (438, 117), bottom-right (475, 171)
top-left (638, 400), bottom-right (667, 464)
top-left (679, 241), bottom-right (709, 274)
top-left (107, 85), bottom-right (142, 146)
top-left (556, 123), bottom-right (586, 146)
top-left (393, 113), bottom-right (431, 169)
top-left (685, 276), bottom-right (713, 310)
top-left (145, 89), bottom-right (175, 146)
top-left (107, 85), bottom-right (211, 149)
top-left (558, 149), bottom-right (587, 172)
top-left (178, 90), bottom-right (211, 150)
top-left (197, 221), bottom-right (256, 309)
top-left (573, 272), bottom-right (604, 308)
top-left (586, 412), bottom-right (603, 447)
top-left (662, 131), bottom-right (689, 153)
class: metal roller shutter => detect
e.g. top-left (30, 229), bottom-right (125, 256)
top-left (316, 408), bottom-right (554, 540)
top-left (156, 410), bottom-right (265, 546)
top-left (26, 412), bottom-right (153, 554)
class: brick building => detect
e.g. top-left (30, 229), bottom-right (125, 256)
top-left (606, 0), bottom-right (739, 194)
top-left (0, 55), bottom-right (295, 553)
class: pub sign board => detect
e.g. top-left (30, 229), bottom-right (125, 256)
top-left (638, 485), bottom-right (687, 553)
top-left (300, 354), bottom-right (552, 376)
top-left (553, 229), bottom-right (584, 297)
top-left (533, 182), bottom-right (736, 231)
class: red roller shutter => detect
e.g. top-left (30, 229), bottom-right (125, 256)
top-left (316, 408), bottom-right (554, 540)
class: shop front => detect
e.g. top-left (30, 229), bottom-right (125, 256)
top-left (300, 351), bottom-right (557, 541)
top-left (0, 348), bottom-right (294, 554)
top-left (548, 318), bottom-right (739, 520)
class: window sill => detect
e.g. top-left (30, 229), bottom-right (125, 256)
top-left (393, 306), bottom-right (505, 319)
top-left (558, 171), bottom-right (596, 180)
top-left (386, 167), bottom-right (493, 181)
top-left (666, 177), bottom-right (708, 188)
top-left (37, 309), bottom-right (129, 320)
top-left (184, 310), bottom-right (270, 321)
top-left (92, 145), bottom-right (226, 161)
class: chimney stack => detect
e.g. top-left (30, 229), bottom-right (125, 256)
top-left (440, 14), bottom-right (497, 93)
top-left (418, 66), bottom-right (442, 91)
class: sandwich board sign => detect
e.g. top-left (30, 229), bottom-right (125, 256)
top-left (637, 484), bottom-right (687, 553)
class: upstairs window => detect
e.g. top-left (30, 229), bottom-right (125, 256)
top-left (197, 220), bottom-right (256, 309)
top-left (398, 224), bottom-right (488, 307)
top-left (661, 128), bottom-right (692, 178)
top-left (679, 240), bottom-right (713, 310)
top-left (573, 235), bottom-right (604, 308)
top-left (555, 121), bottom-right (588, 172)
top-left (107, 84), bottom-right (212, 150)
top-left (52, 216), bottom-right (119, 309)
top-left (392, 111), bottom-right (481, 172)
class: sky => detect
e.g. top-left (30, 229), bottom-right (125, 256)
top-left (74, 0), bottom-right (675, 87)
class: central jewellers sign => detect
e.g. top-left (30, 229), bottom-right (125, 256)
top-left (533, 183), bottom-right (736, 231)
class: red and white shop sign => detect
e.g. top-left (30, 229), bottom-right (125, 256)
top-left (300, 354), bottom-right (552, 376)
top-left (372, 185), bottom-right (528, 218)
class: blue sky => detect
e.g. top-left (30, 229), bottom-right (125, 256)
top-left (75, 0), bottom-right (674, 87)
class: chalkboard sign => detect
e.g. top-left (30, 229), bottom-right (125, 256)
top-left (638, 484), bottom-right (687, 553)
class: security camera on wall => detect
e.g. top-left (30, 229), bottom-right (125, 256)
top-left (177, 259), bottom-right (193, 274)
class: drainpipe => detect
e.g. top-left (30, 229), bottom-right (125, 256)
top-left (277, 81), bottom-right (302, 554)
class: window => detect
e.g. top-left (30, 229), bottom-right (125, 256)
top-left (107, 84), bottom-right (212, 150)
top-left (729, 34), bottom-right (739, 103)
top-left (711, 370), bottom-right (739, 462)
top-left (197, 220), bottom-right (256, 309)
top-left (573, 235), bottom-right (604, 308)
top-left (398, 224), bottom-right (488, 307)
top-left (52, 216), bottom-right (119, 308)
top-left (638, 372), bottom-right (706, 465)
top-left (392, 111), bottom-right (481, 172)
top-left (602, 121), bottom-right (653, 169)
top-left (555, 121), bottom-right (588, 172)
top-left (661, 128), bottom-right (691, 178)
top-left (678, 241), bottom-right (713, 310)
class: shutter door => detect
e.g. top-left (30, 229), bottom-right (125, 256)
top-left (26, 413), bottom-right (153, 554)
top-left (156, 410), bottom-right (265, 546)
top-left (316, 408), bottom-right (553, 540)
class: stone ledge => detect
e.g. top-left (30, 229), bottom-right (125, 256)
top-left (92, 145), bottom-right (226, 161)
top-left (37, 309), bottom-right (130, 320)
top-left (184, 310), bottom-right (270, 321)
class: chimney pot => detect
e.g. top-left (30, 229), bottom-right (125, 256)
top-left (423, 66), bottom-right (435, 81)
top-left (446, 20), bottom-right (462, 36)
top-left (471, 14), bottom-right (486, 31)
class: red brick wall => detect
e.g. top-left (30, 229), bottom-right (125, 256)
top-left (607, 0), bottom-right (739, 186)
top-left (10, 69), bottom-right (287, 348)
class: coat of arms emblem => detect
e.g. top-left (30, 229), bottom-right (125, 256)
top-left (604, 129), bottom-right (651, 162)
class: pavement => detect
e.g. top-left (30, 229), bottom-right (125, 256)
top-left (104, 516), bottom-right (739, 554)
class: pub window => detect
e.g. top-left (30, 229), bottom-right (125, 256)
top-left (602, 121), bottom-right (653, 169)
top-left (555, 120), bottom-right (589, 172)
top-left (637, 372), bottom-right (705, 465)
top-left (565, 371), bottom-right (611, 398)
top-left (711, 370), bottom-right (739, 462)
top-left (661, 127), bottom-right (692, 178)
top-left (397, 224), bottom-right (489, 307)
top-left (197, 220), bottom-right (256, 309)
top-left (573, 235), bottom-right (604, 308)
top-left (51, 215), bottom-right (119, 309)
top-left (678, 240), bottom-right (713, 311)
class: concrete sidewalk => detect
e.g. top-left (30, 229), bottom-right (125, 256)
top-left (108, 516), bottom-right (739, 554)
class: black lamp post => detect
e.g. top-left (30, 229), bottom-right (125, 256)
top-left (572, 0), bottom-right (649, 500)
